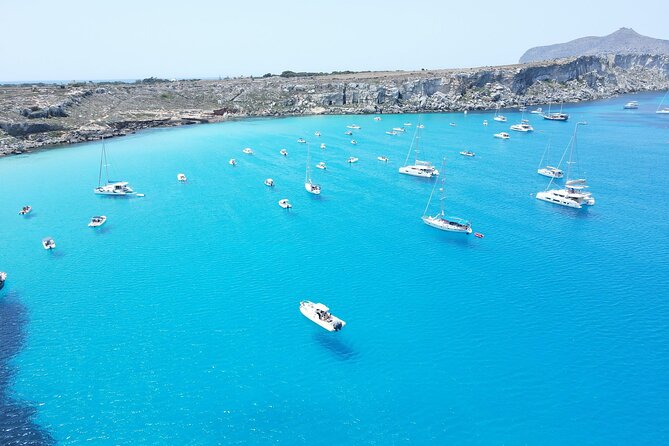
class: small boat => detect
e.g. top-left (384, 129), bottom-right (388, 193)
top-left (304, 143), bottom-right (321, 195)
top-left (344, 130), bottom-right (353, 135)
top-left (242, 147), bottom-right (254, 154)
top-left (483, 120), bottom-right (488, 126)
top-left (403, 122), bottom-right (412, 126)
top-left (19, 205), bottom-right (32, 215)
top-left (177, 173), bottom-right (187, 182)
top-left (459, 151), bottom-right (475, 157)
top-left (623, 101), bottom-right (639, 109)
top-left (316, 161), bottom-right (327, 170)
top-left (347, 157), bottom-right (359, 163)
top-left (320, 143), bottom-right (326, 149)
top-left (494, 132), bottom-right (510, 139)
top-left (350, 140), bottom-right (357, 145)
top-left (42, 237), bottom-right (56, 250)
top-left (299, 300), bottom-right (346, 331)
top-left (297, 138), bottom-right (306, 143)
top-left (385, 131), bottom-right (398, 135)
top-left (280, 149), bottom-right (288, 156)
top-left (392, 127), bottom-right (405, 133)
top-left (373, 116), bottom-right (382, 121)
top-left (346, 124), bottom-right (361, 129)
top-left (229, 158), bottom-right (237, 166)
top-left (314, 131), bottom-right (321, 137)
top-left (474, 232), bottom-right (485, 238)
top-left (136, 193), bottom-right (145, 197)
top-left (530, 107), bottom-right (543, 114)
top-left (377, 156), bottom-right (389, 162)
top-left (88, 215), bottom-right (107, 227)
top-left (278, 199), bottom-right (292, 209)
top-left (264, 178), bottom-right (275, 187)
top-left (417, 124), bottom-right (425, 129)
top-left (449, 123), bottom-right (457, 127)
top-left (0, 271), bottom-right (6, 290)
top-left (519, 106), bottom-right (527, 112)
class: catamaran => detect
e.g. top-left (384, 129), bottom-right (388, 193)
top-left (94, 138), bottom-right (134, 195)
top-left (304, 143), bottom-right (321, 195)
top-left (398, 122), bottom-right (439, 178)
top-left (536, 122), bottom-right (595, 209)
top-left (421, 160), bottom-right (472, 234)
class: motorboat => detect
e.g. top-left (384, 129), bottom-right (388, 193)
top-left (94, 138), bottom-right (134, 196)
top-left (530, 107), bottom-right (543, 114)
top-left (385, 131), bottom-right (398, 135)
top-left (449, 123), bottom-right (456, 127)
top-left (264, 178), bottom-right (275, 187)
top-left (278, 199), bottom-right (292, 209)
top-left (229, 158), bottom-right (237, 166)
top-left (280, 149), bottom-right (288, 156)
top-left (347, 157), bottom-right (359, 163)
top-left (403, 122), bottom-right (412, 126)
top-left (421, 161), bottom-right (472, 234)
top-left (297, 138), bottom-right (306, 143)
top-left (623, 101), bottom-right (639, 109)
top-left (350, 140), bottom-right (357, 145)
top-left (392, 127), bottom-right (405, 133)
top-left (346, 124), bottom-right (361, 129)
top-left (316, 161), bottom-right (327, 170)
top-left (536, 122), bottom-right (595, 209)
top-left (399, 125), bottom-right (439, 177)
top-left (314, 131), bottom-right (321, 137)
top-left (344, 130), bottom-right (353, 135)
top-left (0, 271), bottom-right (6, 290)
top-left (19, 205), bottom-right (32, 215)
top-left (483, 120), bottom-right (488, 126)
top-left (459, 150), bottom-right (475, 157)
top-left (88, 215), bottom-right (107, 227)
top-left (177, 173), bottom-right (187, 182)
top-left (320, 143), bottom-right (326, 149)
top-left (242, 147), bottom-right (254, 154)
top-left (537, 166), bottom-right (564, 178)
top-left (377, 156), bottom-right (389, 162)
top-left (42, 237), bottom-right (56, 250)
top-left (494, 132), bottom-right (510, 139)
top-left (299, 300), bottom-right (346, 331)
top-left (373, 116), bottom-right (382, 121)
top-left (417, 124), bottom-right (424, 129)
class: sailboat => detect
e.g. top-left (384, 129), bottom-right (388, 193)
top-left (94, 138), bottom-right (134, 195)
top-left (656, 90), bottom-right (669, 114)
top-left (304, 143), bottom-right (321, 195)
top-left (536, 122), bottom-right (595, 209)
top-left (543, 102), bottom-right (569, 121)
top-left (537, 138), bottom-right (564, 178)
top-left (422, 160), bottom-right (472, 234)
top-left (493, 106), bottom-right (507, 122)
top-left (398, 122), bottom-right (439, 178)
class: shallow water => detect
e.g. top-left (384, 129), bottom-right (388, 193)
top-left (1, 91), bottom-right (669, 444)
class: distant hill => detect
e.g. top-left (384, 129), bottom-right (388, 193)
top-left (520, 28), bottom-right (669, 63)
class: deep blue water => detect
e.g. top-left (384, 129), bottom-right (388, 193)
top-left (1, 91), bottom-right (669, 444)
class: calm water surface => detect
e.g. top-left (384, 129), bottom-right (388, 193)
top-left (1, 92), bottom-right (669, 444)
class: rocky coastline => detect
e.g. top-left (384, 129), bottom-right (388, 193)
top-left (1, 53), bottom-right (668, 157)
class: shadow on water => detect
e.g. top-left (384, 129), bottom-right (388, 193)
top-left (0, 292), bottom-right (55, 445)
top-left (312, 332), bottom-right (358, 362)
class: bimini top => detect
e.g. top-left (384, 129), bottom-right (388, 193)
top-left (313, 303), bottom-right (330, 312)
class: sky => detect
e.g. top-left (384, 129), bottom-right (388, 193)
top-left (1, 0), bottom-right (668, 82)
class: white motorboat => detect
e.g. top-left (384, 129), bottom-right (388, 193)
top-left (530, 107), bottom-right (543, 114)
top-left (344, 130), bottom-right (353, 135)
top-left (229, 158), bottom-right (237, 166)
top-left (280, 149), bottom-right (288, 156)
top-left (94, 138), bottom-right (134, 195)
top-left (42, 237), bottom-right (56, 250)
top-left (392, 127), bottom-right (405, 133)
top-left (242, 147), bottom-right (254, 154)
top-left (399, 123), bottom-right (439, 178)
top-left (297, 138), bottom-right (306, 143)
top-left (385, 131), bottom-right (398, 135)
top-left (347, 157), bottom-right (359, 163)
top-left (536, 122), bottom-right (595, 209)
top-left (459, 150), bottom-right (475, 157)
top-left (278, 199), bottom-right (292, 209)
top-left (19, 205), bottom-right (32, 215)
top-left (350, 139), bottom-right (357, 145)
top-left (417, 124), bottom-right (425, 129)
top-left (299, 300), bottom-right (346, 331)
top-left (623, 101), bottom-right (639, 109)
top-left (422, 160), bottom-right (472, 234)
top-left (316, 161), bottom-right (327, 170)
top-left (88, 215), bottom-right (107, 227)
top-left (374, 116), bottom-right (382, 121)
top-left (304, 143), bottom-right (321, 195)
top-left (404, 122), bottom-right (412, 126)
top-left (0, 272), bottom-right (6, 290)
top-left (314, 131), bottom-right (321, 137)
top-left (264, 178), bottom-right (275, 187)
top-left (537, 166), bottom-right (564, 178)
top-left (346, 124), bottom-right (361, 129)
top-left (449, 122), bottom-right (456, 127)
top-left (483, 120), bottom-right (488, 126)
top-left (177, 173), bottom-right (187, 182)
top-left (494, 132), bottom-right (510, 139)
top-left (320, 143), bottom-right (326, 149)
top-left (377, 156), bottom-right (389, 162)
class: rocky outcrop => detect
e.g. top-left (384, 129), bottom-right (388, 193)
top-left (1, 53), bottom-right (669, 156)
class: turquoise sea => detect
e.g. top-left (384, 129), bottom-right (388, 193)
top-left (1, 92), bottom-right (669, 444)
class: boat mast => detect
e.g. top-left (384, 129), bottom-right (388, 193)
top-left (565, 122), bottom-right (586, 182)
top-left (438, 159), bottom-right (446, 217)
top-left (405, 122), bottom-right (421, 166)
top-left (98, 137), bottom-right (106, 187)
top-left (305, 141), bottom-right (311, 183)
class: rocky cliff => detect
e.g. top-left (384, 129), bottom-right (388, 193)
top-left (520, 28), bottom-right (669, 64)
top-left (1, 53), bottom-right (669, 156)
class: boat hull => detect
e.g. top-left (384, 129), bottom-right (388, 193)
top-left (305, 183), bottom-right (321, 194)
top-left (422, 216), bottom-right (472, 234)
top-left (398, 166), bottom-right (439, 178)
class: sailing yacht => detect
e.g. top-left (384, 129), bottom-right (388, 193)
top-left (398, 123), bottom-right (439, 178)
top-left (657, 91), bottom-right (669, 114)
top-left (421, 160), bottom-right (472, 234)
top-left (536, 122), bottom-right (595, 209)
top-left (493, 107), bottom-right (507, 122)
top-left (94, 138), bottom-right (134, 195)
top-left (543, 103), bottom-right (569, 121)
top-left (537, 139), bottom-right (564, 178)
top-left (304, 143), bottom-right (321, 195)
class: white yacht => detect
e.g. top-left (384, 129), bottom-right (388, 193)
top-left (242, 147), bottom-right (254, 154)
top-left (88, 215), bottom-right (107, 227)
top-left (347, 157), bottom-right (359, 163)
top-left (278, 199), bottom-right (292, 209)
top-left (316, 161), bottom-right (327, 170)
top-left (177, 173), bottom-right (187, 182)
top-left (304, 143), bottom-right (321, 195)
top-left (493, 107), bottom-right (507, 122)
top-left (299, 300), bottom-right (346, 331)
top-left (94, 138), bottom-right (134, 195)
top-left (399, 123), bottom-right (439, 178)
top-left (459, 150), bottom-right (475, 157)
top-left (42, 237), bottom-right (56, 250)
top-left (385, 130), bottom-right (398, 135)
top-left (377, 156), bottom-right (389, 162)
top-left (392, 127), bottom-right (405, 133)
top-left (510, 119), bottom-right (534, 132)
top-left (530, 107), bottom-right (543, 114)
top-left (280, 149), bottom-right (288, 156)
top-left (536, 122), bottom-right (595, 209)
top-left (264, 178), bottom-right (275, 187)
top-left (494, 132), bottom-right (510, 139)
top-left (422, 161), bottom-right (472, 234)
top-left (19, 205), bottom-right (32, 215)
top-left (346, 124), bottom-right (361, 129)
top-left (623, 101), bottom-right (639, 109)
